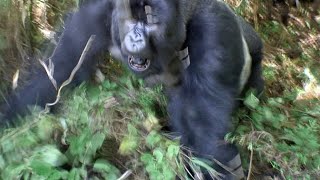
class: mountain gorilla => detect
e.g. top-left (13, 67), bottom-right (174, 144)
top-left (0, 0), bottom-right (263, 179)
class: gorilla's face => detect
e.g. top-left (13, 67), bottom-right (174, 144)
top-left (112, 0), bottom-right (154, 76)
top-left (121, 22), bottom-right (153, 73)
top-left (114, 0), bottom-right (184, 79)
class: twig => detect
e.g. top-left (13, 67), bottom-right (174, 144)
top-left (39, 58), bottom-right (57, 90)
top-left (246, 124), bottom-right (254, 180)
top-left (12, 70), bottom-right (20, 90)
top-left (43, 35), bottom-right (96, 113)
top-left (280, 105), bottom-right (320, 119)
top-left (117, 170), bottom-right (132, 180)
top-left (288, 14), bottom-right (304, 26)
top-left (0, 35), bottom-right (96, 142)
top-left (247, 145), bottom-right (253, 180)
top-left (235, 0), bottom-right (244, 8)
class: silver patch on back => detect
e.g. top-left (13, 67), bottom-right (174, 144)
top-left (239, 37), bottom-right (252, 92)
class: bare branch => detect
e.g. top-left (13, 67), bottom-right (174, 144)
top-left (117, 170), bottom-right (132, 180)
top-left (39, 58), bottom-right (58, 90)
top-left (42, 35), bottom-right (96, 113)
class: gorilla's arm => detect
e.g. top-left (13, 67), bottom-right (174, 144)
top-left (237, 16), bottom-right (265, 93)
top-left (168, 2), bottom-right (248, 177)
top-left (237, 16), bottom-right (263, 55)
top-left (0, 0), bottom-right (112, 124)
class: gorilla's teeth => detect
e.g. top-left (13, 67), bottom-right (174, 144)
top-left (128, 56), bottom-right (150, 72)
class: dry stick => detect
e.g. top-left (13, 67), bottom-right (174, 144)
top-left (246, 124), bottom-right (254, 180)
top-left (0, 35), bottom-right (96, 142)
top-left (212, 159), bottom-right (239, 178)
top-left (247, 147), bottom-right (254, 180)
top-left (12, 70), bottom-right (20, 90)
top-left (117, 170), bottom-right (133, 180)
top-left (235, 0), bottom-right (244, 8)
top-left (42, 35), bottom-right (96, 114)
top-left (38, 31), bottom-right (67, 90)
top-left (39, 58), bottom-right (58, 90)
top-left (253, 0), bottom-right (259, 30)
top-left (180, 151), bottom-right (224, 180)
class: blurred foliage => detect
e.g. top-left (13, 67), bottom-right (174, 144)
top-left (0, 0), bottom-right (319, 179)
top-left (0, 0), bottom-right (79, 98)
top-left (0, 75), bottom-right (187, 179)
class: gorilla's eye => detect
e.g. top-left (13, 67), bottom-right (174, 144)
top-left (128, 56), bottom-right (151, 72)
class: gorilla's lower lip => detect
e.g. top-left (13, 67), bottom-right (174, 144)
top-left (128, 56), bottom-right (150, 72)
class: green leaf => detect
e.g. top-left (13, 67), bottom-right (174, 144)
top-left (93, 159), bottom-right (113, 172)
top-left (90, 132), bottom-right (106, 153)
top-left (102, 80), bottom-right (117, 90)
top-left (244, 93), bottom-right (260, 109)
top-left (0, 34), bottom-right (7, 50)
top-left (68, 168), bottom-right (81, 180)
top-left (1, 139), bottom-right (15, 153)
top-left (153, 149), bottom-right (164, 163)
top-left (127, 123), bottom-right (138, 136)
top-left (119, 136), bottom-right (139, 155)
top-left (105, 173), bottom-right (119, 180)
top-left (191, 158), bottom-right (218, 176)
top-left (32, 145), bottom-right (68, 167)
top-left (36, 118), bottom-right (55, 140)
top-left (93, 159), bottom-right (120, 179)
top-left (163, 167), bottom-right (175, 180)
top-left (166, 144), bottom-right (180, 160)
top-left (146, 131), bottom-right (162, 147)
top-left (86, 86), bottom-right (102, 104)
top-left (69, 129), bottom-right (91, 156)
top-left (267, 98), bottom-right (284, 107)
top-left (30, 160), bottom-right (53, 177)
top-left (263, 107), bottom-right (275, 121)
top-left (145, 163), bottom-right (157, 174)
top-left (2, 164), bottom-right (26, 180)
top-left (141, 153), bottom-right (154, 164)
top-left (47, 170), bottom-right (68, 180)
top-left (0, 155), bottom-right (5, 170)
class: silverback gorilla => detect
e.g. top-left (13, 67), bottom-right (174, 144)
top-left (0, 0), bottom-right (264, 179)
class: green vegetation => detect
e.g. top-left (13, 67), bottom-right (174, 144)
top-left (0, 0), bottom-right (319, 179)
top-left (0, 76), bottom-right (182, 179)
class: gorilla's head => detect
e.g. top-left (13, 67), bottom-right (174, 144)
top-left (113, 0), bottom-right (186, 81)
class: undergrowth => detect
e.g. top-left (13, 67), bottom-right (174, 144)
top-left (0, 0), bottom-right (319, 179)
top-left (0, 75), bottom-right (183, 179)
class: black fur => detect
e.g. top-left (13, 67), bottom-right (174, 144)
top-left (0, 0), bottom-right (264, 179)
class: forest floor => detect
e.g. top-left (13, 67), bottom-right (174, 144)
top-left (0, 0), bottom-right (319, 179)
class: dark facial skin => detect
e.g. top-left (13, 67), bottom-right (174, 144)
top-left (115, 0), bottom-right (186, 72)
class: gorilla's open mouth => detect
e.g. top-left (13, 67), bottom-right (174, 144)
top-left (128, 56), bottom-right (151, 72)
